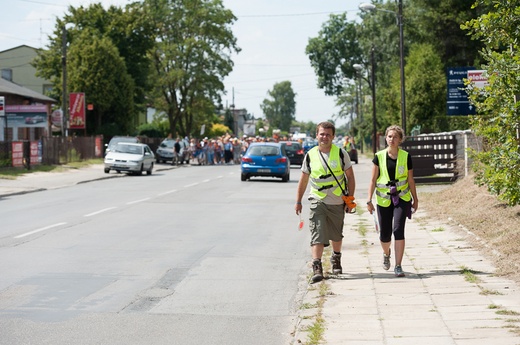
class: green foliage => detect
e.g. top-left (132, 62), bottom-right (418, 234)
top-left (68, 32), bottom-right (135, 134)
top-left (306, 13), bottom-right (364, 96)
top-left (145, 0), bottom-right (240, 138)
top-left (209, 123), bottom-right (232, 138)
top-left (33, 3), bottom-right (153, 136)
top-left (261, 81), bottom-right (296, 132)
top-left (137, 123), bottom-right (166, 138)
top-left (405, 43), bottom-right (448, 133)
top-left (462, 0), bottom-right (520, 206)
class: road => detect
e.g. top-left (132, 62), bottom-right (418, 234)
top-left (0, 164), bottom-right (312, 344)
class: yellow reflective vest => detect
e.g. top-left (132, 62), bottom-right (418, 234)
top-left (308, 145), bottom-right (345, 199)
top-left (375, 149), bottom-right (411, 207)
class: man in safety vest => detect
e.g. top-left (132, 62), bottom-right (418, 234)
top-left (367, 125), bottom-right (419, 277)
top-left (295, 121), bottom-right (356, 283)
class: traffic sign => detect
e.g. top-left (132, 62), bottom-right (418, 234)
top-left (446, 67), bottom-right (476, 116)
top-left (0, 96), bottom-right (4, 116)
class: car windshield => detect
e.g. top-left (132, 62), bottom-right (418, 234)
top-left (249, 146), bottom-right (280, 156)
top-left (283, 143), bottom-right (301, 152)
top-left (115, 144), bottom-right (143, 155)
top-left (160, 140), bottom-right (175, 148)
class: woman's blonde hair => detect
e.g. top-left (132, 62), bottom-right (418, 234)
top-left (385, 125), bottom-right (405, 143)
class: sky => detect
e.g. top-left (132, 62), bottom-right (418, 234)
top-left (1, 0), bottom-right (367, 126)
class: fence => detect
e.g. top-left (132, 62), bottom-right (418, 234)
top-left (0, 136), bottom-right (166, 169)
top-left (401, 134), bottom-right (458, 184)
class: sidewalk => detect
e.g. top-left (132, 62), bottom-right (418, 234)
top-left (293, 205), bottom-right (520, 344)
top-left (0, 164), bottom-right (177, 197)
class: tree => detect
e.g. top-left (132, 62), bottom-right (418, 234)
top-left (260, 81), bottom-right (296, 132)
top-left (461, 0), bottom-right (520, 206)
top-left (33, 3), bottom-right (154, 135)
top-left (68, 31), bottom-right (135, 134)
top-left (410, 0), bottom-right (484, 67)
top-left (306, 13), bottom-right (364, 97)
top-left (403, 43), bottom-right (447, 133)
top-left (144, 0), bottom-right (240, 138)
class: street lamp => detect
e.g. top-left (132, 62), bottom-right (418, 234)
top-left (359, 1), bottom-right (406, 135)
top-left (61, 23), bottom-right (74, 137)
top-left (353, 58), bottom-right (377, 156)
top-left (352, 64), bottom-right (363, 120)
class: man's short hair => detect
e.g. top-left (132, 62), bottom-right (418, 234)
top-left (316, 121), bottom-right (336, 136)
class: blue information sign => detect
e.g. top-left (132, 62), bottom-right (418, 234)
top-left (446, 67), bottom-right (476, 116)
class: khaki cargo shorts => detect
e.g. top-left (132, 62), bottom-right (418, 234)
top-left (309, 199), bottom-right (345, 246)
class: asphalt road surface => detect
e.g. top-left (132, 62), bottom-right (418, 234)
top-left (0, 164), bottom-right (312, 344)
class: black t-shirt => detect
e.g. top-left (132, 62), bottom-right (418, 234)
top-left (372, 151), bottom-right (413, 181)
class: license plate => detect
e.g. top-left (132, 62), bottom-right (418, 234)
top-left (258, 169), bottom-right (270, 173)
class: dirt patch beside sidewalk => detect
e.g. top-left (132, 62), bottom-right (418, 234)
top-left (420, 176), bottom-right (520, 284)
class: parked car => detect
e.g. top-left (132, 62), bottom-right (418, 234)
top-left (104, 143), bottom-right (155, 175)
top-left (155, 138), bottom-right (190, 164)
top-left (348, 143), bottom-right (358, 164)
top-left (302, 139), bottom-right (318, 154)
top-left (241, 142), bottom-right (290, 182)
top-left (280, 141), bottom-right (304, 167)
top-left (105, 136), bottom-right (139, 156)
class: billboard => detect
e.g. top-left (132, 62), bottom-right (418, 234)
top-left (69, 92), bottom-right (86, 129)
top-left (5, 105), bottom-right (48, 127)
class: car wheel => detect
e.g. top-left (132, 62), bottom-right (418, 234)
top-left (104, 168), bottom-right (110, 174)
top-left (138, 164), bottom-right (144, 175)
top-left (147, 162), bottom-right (153, 175)
top-left (116, 170), bottom-right (121, 173)
top-left (282, 171), bottom-right (290, 182)
top-left (241, 173), bottom-right (247, 181)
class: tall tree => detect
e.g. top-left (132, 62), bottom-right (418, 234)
top-left (144, 0), bottom-right (240, 138)
top-left (403, 43), bottom-right (447, 133)
top-left (306, 13), bottom-right (364, 97)
top-left (261, 81), bottom-right (296, 132)
top-left (68, 31), bottom-right (135, 134)
top-left (410, 0), bottom-right (484, 67)
top-left (33, 3), bottom-right (154, 135)
top-left (462, 0), bottom-right (520, 206)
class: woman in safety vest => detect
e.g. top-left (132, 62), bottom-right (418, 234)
top-left (367, 125), bottom-right (418, 277)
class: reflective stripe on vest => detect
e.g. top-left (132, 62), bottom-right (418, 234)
top-left (308, 145), bottom-right (345, 199)
top-left (375, 149), bottom-right (411, 207)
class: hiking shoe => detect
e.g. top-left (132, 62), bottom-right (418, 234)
top-left (394, 265), bottom-right (405, 277)
top-left (330, 253), bottom-right (342, 275)
top-left (383, 250), bottom-right (391, 271)
top-left (311, 260), bottom-right (323, 283)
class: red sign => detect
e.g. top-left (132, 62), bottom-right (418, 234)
top-left (12, 142), bottom-right (24, 167)
top-left (69, 92), bottom-right (86, 129)
top-left (467, 70), bottom-right (488, 89)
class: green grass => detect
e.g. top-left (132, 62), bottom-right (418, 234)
top-left (460, 266), bottom-right (480, 284)
top-left (0, 159), bottom-right (103, 179)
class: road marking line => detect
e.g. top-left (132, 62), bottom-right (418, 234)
top-left (15, 222), bottom-right (67, 239)
top-left (126, 198), bottom-right (151, 205)
top-left (84, 207), bottom-right (117, 217)
top-left (158, 189), bottom-right (177, 196)
top-left (184, 183), bottom-right (199, 188)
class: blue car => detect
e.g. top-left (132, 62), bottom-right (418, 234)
top-left (241, 142), bottom-right (290, 182)
top-left (302, 139), bottom-right (317, 154)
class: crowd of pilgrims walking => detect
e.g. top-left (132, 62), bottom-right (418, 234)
top-left (182, 134), bottom-right (291, 166)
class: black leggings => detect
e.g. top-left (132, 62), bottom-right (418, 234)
top-left (377, 199), bottom-right (410, 243)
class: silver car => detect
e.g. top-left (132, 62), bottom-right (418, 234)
top-left (104, 143), bottom-right (155, 175)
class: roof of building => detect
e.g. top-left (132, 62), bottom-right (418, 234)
top-left (0, 77), bottom-right (56, 103)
